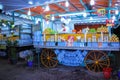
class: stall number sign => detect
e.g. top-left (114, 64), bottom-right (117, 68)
top-left (97, 9), bottom-right (106, 16)
top-left (106, 19), bottom-right (114, 27)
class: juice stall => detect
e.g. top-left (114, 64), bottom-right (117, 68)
top-left (0, 0), bottom-right (120, 72)
top-left (31, 0), bottom-right (120, 72)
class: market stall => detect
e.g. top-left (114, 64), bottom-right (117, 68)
top-left (0, 0), bottom-right (120, 72)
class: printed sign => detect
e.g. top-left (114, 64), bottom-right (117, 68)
top-left (106, 19), bottom-right (114, 27)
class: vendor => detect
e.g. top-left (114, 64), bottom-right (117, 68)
top-left (60, 23), bottom-right (69, 33)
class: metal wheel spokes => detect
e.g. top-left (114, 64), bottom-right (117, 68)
top-left (40, 49), bottom-right (58, 68)
top-left (84, 51), bottom-right (110, 72)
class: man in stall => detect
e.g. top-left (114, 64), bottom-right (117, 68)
top-left (60, 23), bottom-right (69, 33)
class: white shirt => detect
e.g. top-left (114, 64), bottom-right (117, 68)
top-left (60, 26), bottom-right (69, 33)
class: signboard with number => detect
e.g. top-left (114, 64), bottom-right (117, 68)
top-left (106, 19), bottom-right (114, 27)
top-left (97, 8), bottom-right (106, 16)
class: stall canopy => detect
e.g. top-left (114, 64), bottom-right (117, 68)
top-left (0, 0), bottom-right (119, 14)
top-left (0, 0), bottom-right (120, 21)
top-left (0, 0), bottom-right (55, 11)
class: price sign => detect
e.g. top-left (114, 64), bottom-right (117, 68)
top-left (106, 19), bottom-right (114, 27)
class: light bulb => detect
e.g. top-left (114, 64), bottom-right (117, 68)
top-left (65, 1), bottom-right (69, 7)
top-left (115, 3), bottom-right (118, 6)
top-left (28, 9), bottom-right (31, 16)
top-left (51, 16), bottom-right (55, 21)
top-left (115, 10), bottom-right (119, 15)
top-left (61, 17), bottom-right (65, 22)
top-left (46, 21), bottom-right (49, 24)
top-left (28, 0), bottom-right (33, 5)
top-left (90, 0), bottom-right (95, 6)
top-left (90, 17), bottom-right (93, 20)
top-left (45, 5), bottom-right (50, 11)
top-left (83, 12), bottom-right (87, 17)
top-left (68, 18), bottom-right (71, 22)
top-left (0, 4), bottom-right (3, 9)
top-left (112, 16), bottom-right (116, 20)
top-left (35, 19), bottom-right (40, 24)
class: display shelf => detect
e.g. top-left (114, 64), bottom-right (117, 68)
top-left (20, 32), bottom-right (32, 34)
top-left (19, 24), bottom-right (33, 46)
top-left (19, 24), bottom-right (32, 37)
top-left (0, 26), bottom-right (10, 35)
top-left (33, 32), bottom-right (119, 51)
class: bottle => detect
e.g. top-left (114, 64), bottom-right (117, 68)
top-left (98, 37), bottom-right (102, 47)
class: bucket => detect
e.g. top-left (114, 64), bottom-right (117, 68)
top-left (118, 71), bottom-right (120, 79)
top-left (103, 68), bottom-right (112, 80)
top-left (27, 61), bottom-right (33, 67)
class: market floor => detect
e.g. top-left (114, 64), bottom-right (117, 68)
top-left (0, 58), bottom-right (117, 80)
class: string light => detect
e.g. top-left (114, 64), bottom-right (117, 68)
top-left (28, 8), bottom-right (31, 16)
top-left (90, 0), bottom-right (95, 6)
top-left (65, 0), bottom-right (69, 7)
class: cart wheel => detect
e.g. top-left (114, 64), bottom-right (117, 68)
top-left (40, 49), bottom-right (58, 68)
top-left (84, 50), bottom-right (110, 72)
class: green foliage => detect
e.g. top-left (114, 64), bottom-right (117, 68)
top-left (6, 40), bottom-right (18, 47)
top-left (10, 47), bottom-right (17, 59)
top-left (0, 19), bottom-right (14, 27)
top-left (43, 28), bottom-right (58, 34)
top-left (27, 55), bottom-right (33, 62)
top-left (89, 28), bottom-right (96, 33)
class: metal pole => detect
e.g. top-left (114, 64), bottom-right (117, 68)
top-left (108, 0), bottom-right (112, 37)
top-left (12, 11), bottom-right (15, 22)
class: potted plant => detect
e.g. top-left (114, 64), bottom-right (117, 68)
top-left (6, 40), bottom-right (18, 64)
top-left (118, 68), bottom-right (120, 79)
top-left (26, 54), bottom-right (33, 67)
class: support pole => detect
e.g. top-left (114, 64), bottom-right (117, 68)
top-left (40, 15), bottom-right (43, 33)
top-left (108, 0), bottom-right (112, 37)
top-left (12, 11), bottom-right (15, 23)
top-left (79, 0), bottom-right (88, 10)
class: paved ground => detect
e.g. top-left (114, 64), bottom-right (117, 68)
top-left (0, 58), bottom-right (119, 80)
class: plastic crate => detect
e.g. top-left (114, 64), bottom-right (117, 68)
top-left (92, 42), bottom-right (98, 47)
top-left (102, 42), bottom-right (108, 47)
top-left (111, 42), bottom-right (120, 47)
top-left (49, 42), bottom-right (55, 46)
top-left (58, 42), bottom-right (66, 46)
top-left (87, 42), bottom-right (92, 47)
top-left (79, 42), bottom-right (85, 47)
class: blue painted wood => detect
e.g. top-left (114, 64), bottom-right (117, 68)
top-left (34, 44), bottom-right (120, 51)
